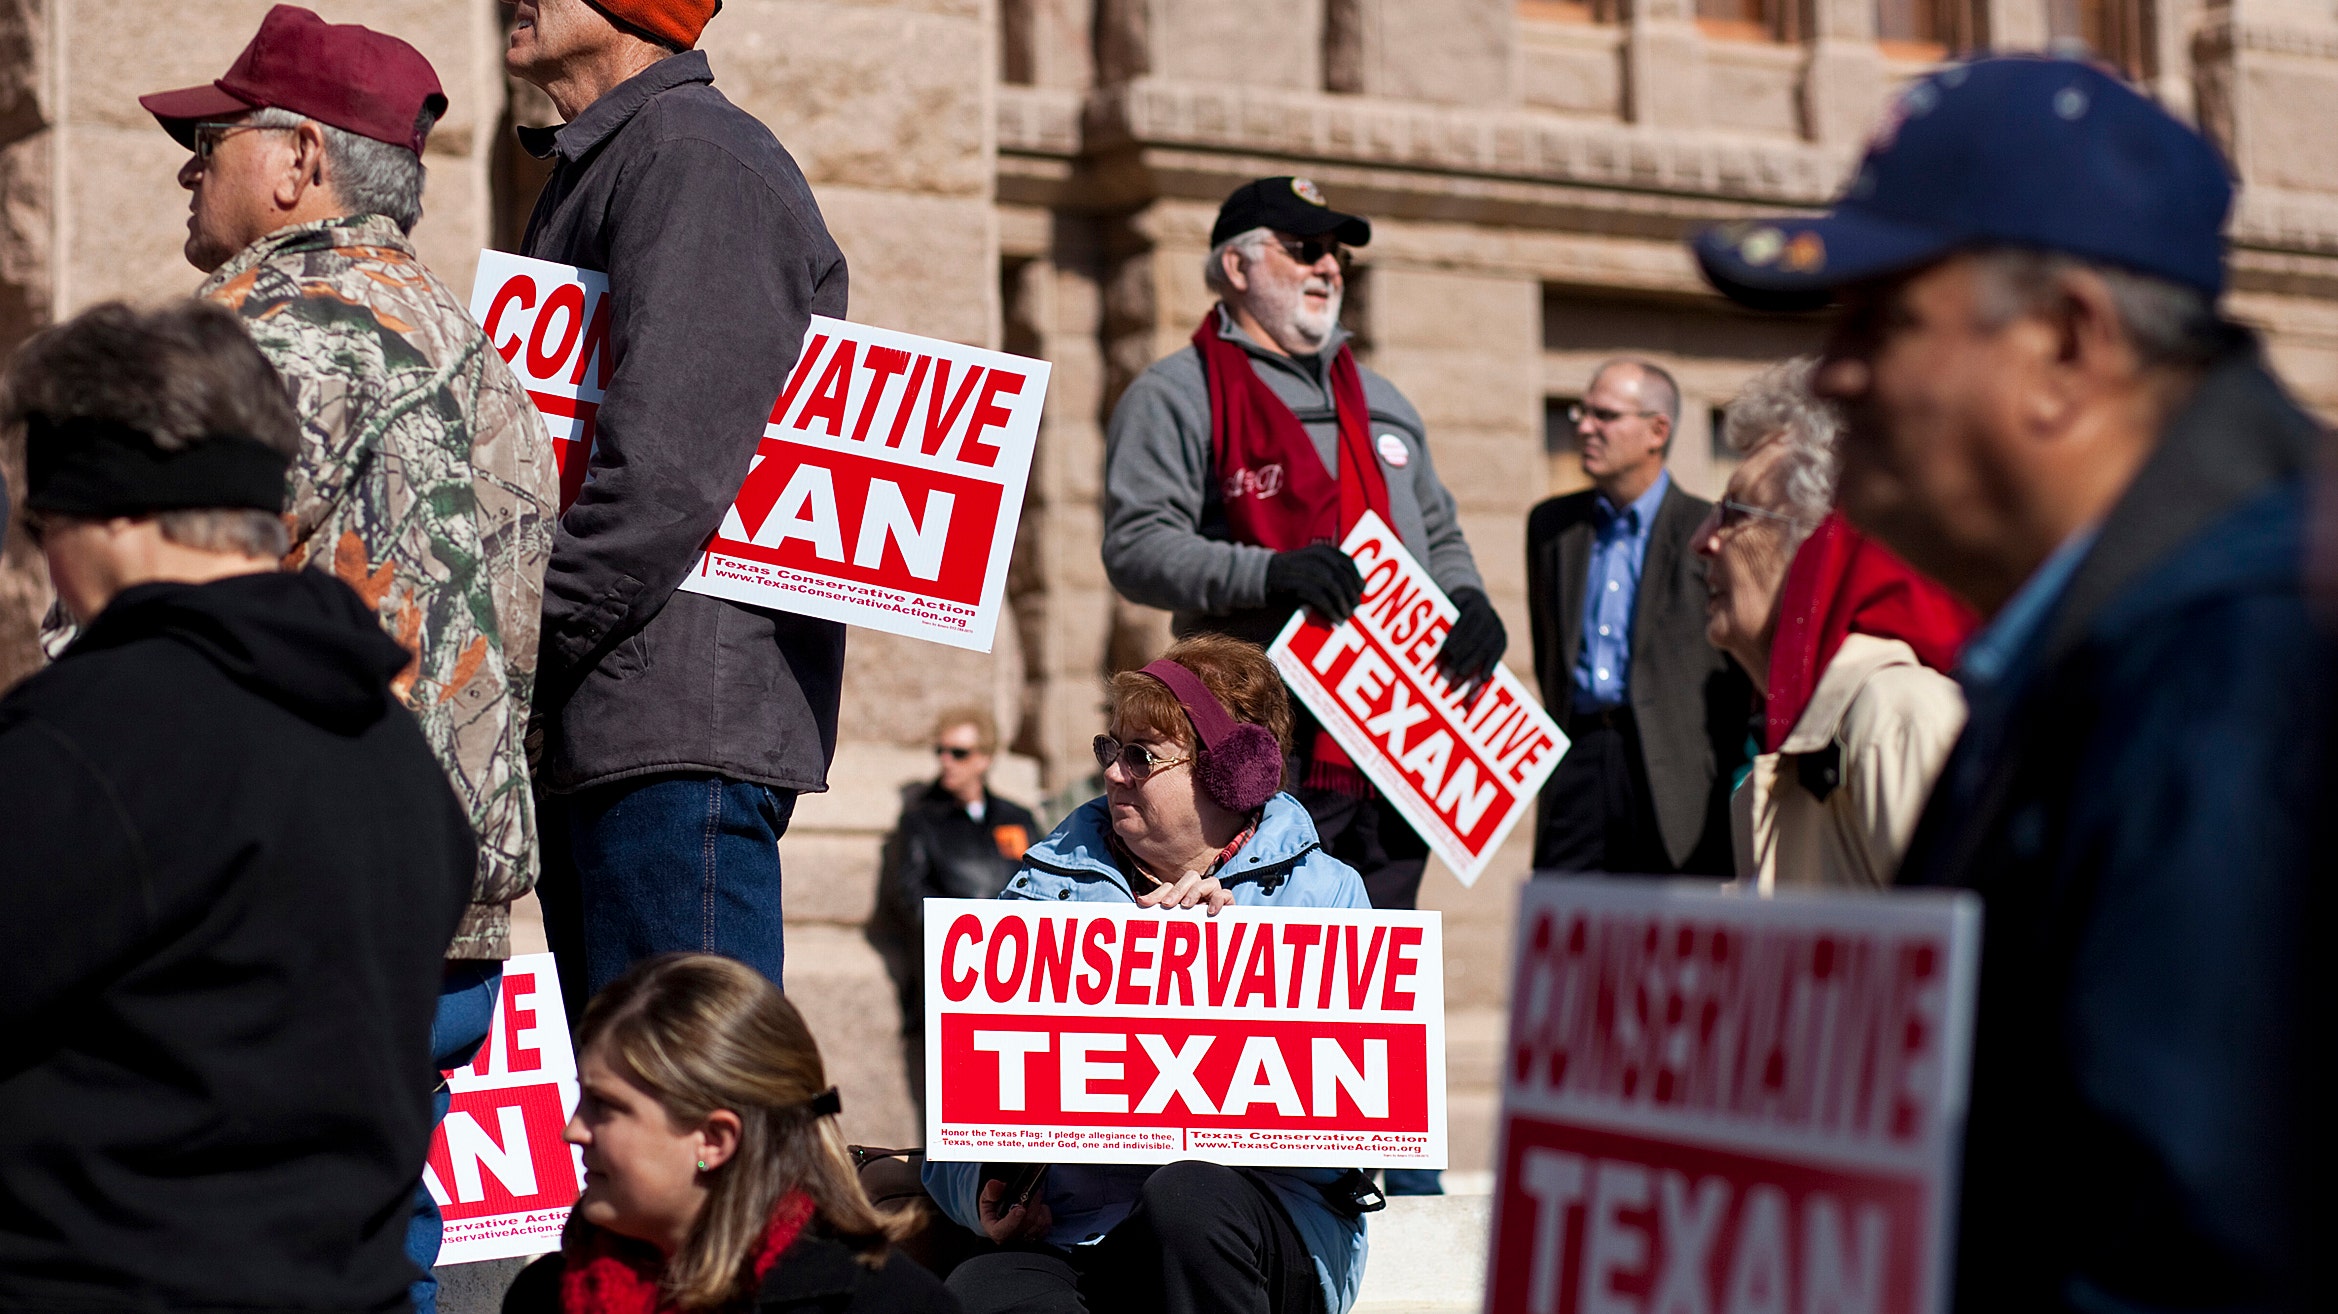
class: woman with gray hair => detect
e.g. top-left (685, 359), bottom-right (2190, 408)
top-left (1693, 358), bottom-right (1976, 888)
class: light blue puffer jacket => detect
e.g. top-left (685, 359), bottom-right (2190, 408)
top-left (923, 792), bottom-right (1372, 1314)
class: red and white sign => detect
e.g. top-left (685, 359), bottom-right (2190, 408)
top-left (470, 251), bottom-right (1048, 653)
top-left (1487, 880), bottom-right (1981, 1314)
top-left (924, 900), bottom-right (1445, 1166)
top-left (470, 251), bottom-right (610, 512)
top-left (426, 954), bottom-right (586, 1266)
top-left (1269, 512), bottom-right (1568, 887)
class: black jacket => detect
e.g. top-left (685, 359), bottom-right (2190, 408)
top-left (869, 785), bottom-right (1038, 1027)
top-left (1900, 351), bottom-right (2331, 1311)
top-left (0, 571), bottom-right (473, 1309)
top-left (504, 1232), bottom-right (961, 1314)
top-left (521, 50), bottom-right (851, 794)
top-left (1526, 482), bottom-right (1751, 870)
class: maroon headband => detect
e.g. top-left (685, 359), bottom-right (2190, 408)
top-left (1141, 658), bottom-right (1240, 747)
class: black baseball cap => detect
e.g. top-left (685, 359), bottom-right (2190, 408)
top-left (1695, 56), bottom-right (2233, 312)
top-left (1212, 177), bottom-right (1372, 249)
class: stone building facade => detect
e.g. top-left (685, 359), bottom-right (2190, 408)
top-left (3, 0), bottom-right (2336, 1169)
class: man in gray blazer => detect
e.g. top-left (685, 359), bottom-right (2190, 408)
top-left (1526, 360), bottom-right (1752, 874)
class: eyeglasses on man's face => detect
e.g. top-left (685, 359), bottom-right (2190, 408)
top-left (190, 120), bottom-right (294, 164)
top-left (1567, 401), bottom-right (1661, 428)
top-left (1269, 233), bottom-right (1347, 268)
top-left (934, 744), bottom-right (982, 762)
top-left (1093, 734), bottom-right (1192, 782)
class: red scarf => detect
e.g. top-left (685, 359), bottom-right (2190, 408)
top-left (1195, 310), bottom-right (1391, 790)
top-left (1763, 514), bottom-right (1978, 753)
top-left (1194, 311), bottom-right (1390, 555)
top-left (559, 1190), bottom-right (815, 1314)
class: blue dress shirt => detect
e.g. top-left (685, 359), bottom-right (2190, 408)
top-left (1572, 470), bottom-right (1672, 712)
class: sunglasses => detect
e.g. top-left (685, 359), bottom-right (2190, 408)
top-left (1566, 401), bottom-right (1661, 427)
top-left (934, 745), bottom-right (981, 761)
top-left (190, 120), bottom-right (294, 163)
top-left (1715, 499), bottom-right (1811, 532)
top-left (1270, 234), bottom-right (1347, 267)
top-left (1092, 735), bottom-right (1192, 782)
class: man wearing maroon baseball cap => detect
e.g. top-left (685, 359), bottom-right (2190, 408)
top-left (141, 8), bottom-right (560, 1311)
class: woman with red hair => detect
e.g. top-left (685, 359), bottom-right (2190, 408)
top-left (1694, 359), bottom-right (1978, 888)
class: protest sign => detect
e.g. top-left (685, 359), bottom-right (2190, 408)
top-left (1268, 512), bottom-right (1568, 887)
top-left (924, 900), bottom-right (1445, 1167)
top-left (469, 252), bottom-right (1048, 653)
top-left (470, 251), bottom-right (608, 512)
top-left (1487, 880), bottom-right (1981, 1314)
top-left (425, 954), bottom-right (586, 1266)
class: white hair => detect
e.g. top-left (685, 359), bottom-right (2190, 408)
top-left (248, 106), bottom-right (434, 234)
top-left (1202, 227), bottom-right (1274, 299)
top-left (1967, 247), bottom-right (2229, 368)
top-left (1722, 355), bottom-right (1840, 527)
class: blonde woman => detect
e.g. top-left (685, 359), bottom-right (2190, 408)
top-left (502, 955), bottom-right (958, 1314)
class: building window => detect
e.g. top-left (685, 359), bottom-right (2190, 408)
top-left (1697, 0), bottom-right (1800, 43)
top-left (1000, 0), bottom-right (1034, 85)
top-left (1519, 0), bottom-right (1623, 25)
top-left (2049, 0), bottom-right (2154, 80)
top-left (1875, 0), bottom-right (1982, 58)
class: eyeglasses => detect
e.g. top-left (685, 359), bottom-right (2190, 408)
top-left (1269, 234), bottom-right (1347, 267)
top-left (1567, 402), bottom-right (1661, 427)
top-left (190, 120), bottom-right (294, 163)
top-left (1715, 499), bottom-right (1812, 532)
top-left (934, 745), bottom-right (982, 761)
top-left (1093, 735), bottom-right (1192, 781)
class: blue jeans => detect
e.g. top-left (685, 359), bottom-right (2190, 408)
top-left (406, 962), bottom-right (503, 1314)
top-left (539, 775), bottom-right (795, 1023)
top-left (1383, 1169), bottom-right (1443, 1196)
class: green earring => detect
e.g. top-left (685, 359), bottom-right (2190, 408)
top-left (697, 1160), bottom-right (709, 1171)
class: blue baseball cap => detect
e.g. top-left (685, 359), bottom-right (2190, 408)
top-left (1695, 56), bottom-right (2233, 311)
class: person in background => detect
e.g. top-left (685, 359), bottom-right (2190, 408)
top-left (1102, 178), bottom-right (1502, 906)
top-left (1694, 358), bottom-right (1974, 889)
top-left (1697, 55), bottom-right (2329, 1311)
top-left (870, 707), bottom-right (1038, 1108)
top-left (139, 10), bottom-right (559, 1302)
top-left (503, 953), bottom-right (956, 1314)
top-left (507, 0), bottom-right (850, 1013)
top-left (0, 301), bottom-right (473, 1308)
top-left (925, 634), bottom-right (1376, 1314)
top-left (1526, 360), bottom-right (1753, 876)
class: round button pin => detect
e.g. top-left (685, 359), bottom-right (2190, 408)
top-left (1376, 432), bottom-right (1409, 467)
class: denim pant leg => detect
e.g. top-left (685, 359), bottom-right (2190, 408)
top-left (406, 963), bottom-right (504, 1313)
top-left (564, 775), bottom-right (795, 999)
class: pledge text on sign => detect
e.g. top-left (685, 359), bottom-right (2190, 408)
top-left (1487, 881), bottom-right (1980, 1314)
top-left (1270, 512), bottom-right (1568, 887)
top-left (924, 901), bottom-right (1447, 1167)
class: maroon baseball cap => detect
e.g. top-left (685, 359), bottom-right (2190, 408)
top-left (139, 5), bottom-right (447, 156)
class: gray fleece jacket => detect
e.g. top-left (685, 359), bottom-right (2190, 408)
top-left (1103, 308), bottom-right (1483, 645)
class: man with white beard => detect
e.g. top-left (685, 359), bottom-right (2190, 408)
top-left (1104, 182), bottom-right (1496, 1195)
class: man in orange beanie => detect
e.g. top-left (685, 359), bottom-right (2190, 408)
top-left (504, 0), bottom-right (849, 1019)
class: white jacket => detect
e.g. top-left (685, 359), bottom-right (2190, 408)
top-left (1733, 634), bottom-right (1967, 889)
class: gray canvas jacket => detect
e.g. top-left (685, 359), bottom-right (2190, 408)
top-left (1103, 308), bottom-right (1483, 645)
top-left (519, 51), bottom-right (849, 794)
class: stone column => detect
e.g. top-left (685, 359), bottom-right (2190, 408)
top-left (1627, 0), bottom-right (1709, 129)
top-left (1801, 0), bottom-right (1888, 144)
top-left (1345, 0), bottom-right (1517, 105)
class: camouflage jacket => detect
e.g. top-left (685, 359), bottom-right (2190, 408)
top-left (202, 215), bottom-right (558, 960)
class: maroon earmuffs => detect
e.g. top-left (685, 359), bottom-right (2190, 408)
top-left (1139, 658), bottom-right (1285, 813)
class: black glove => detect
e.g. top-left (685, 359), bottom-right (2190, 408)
top-left (1265, 542), bottom-right (1366, 623)
top-left (1437, 587), bottom-right (1507, 689)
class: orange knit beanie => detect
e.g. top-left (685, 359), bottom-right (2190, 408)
top-left (596, 0), bottom-right (720, 49)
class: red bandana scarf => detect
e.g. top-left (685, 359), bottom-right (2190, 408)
top-left (1194, 310), bottom-right (1391, 791)
top-left (559, 1190), bottom-right (815, 1314)
top-left (1193, 311), bottom-right (1390, 554)
top-left (1763, 513), bottom-right (1978, 753)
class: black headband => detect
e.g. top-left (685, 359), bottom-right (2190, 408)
top-left (24, 414), bottom-right (289, 518)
